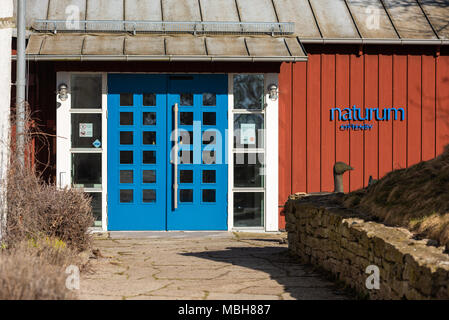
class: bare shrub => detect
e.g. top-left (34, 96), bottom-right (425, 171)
top-left (0, 241), bottom-right (77, 300)
top-left (1, 109), bottom-right (94, 251)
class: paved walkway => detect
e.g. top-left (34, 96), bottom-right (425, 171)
top-left (78, 232), bottom-right (351, 300)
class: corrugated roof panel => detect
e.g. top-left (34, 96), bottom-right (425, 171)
top-left (383, 0), bottom-right (437, 39)
top-left (284, 37), bottom-right (306, 57)
top-left (40, 35), bottom-right (84, 55)
top-left (82, 35), bottom-right (125, 55)
top-left (48, 0), bottom-right (87, 20)
top-left (309, 0), bottom-right (360, 38)
top-left (200, 0), bottom-right (240, 21)
top-left (246, 37), bottom-right (290, 56)
top-left (420, 0), bottom-right (449, 39)
top-left (205, 37), bottom-right (248, 56)
top-left (13, 0), bottom-right (49, 29)
top-left (165, 36), bottom-right (206, 55)
top-left (272, 0), bottom-right (321, 38)
top-left (25, 34), bottom-right (45, 54)
top-left (162, 0), bottom-right (201, 21)
top-left (125, 0), bottom-right (162, 21)
top-left (124, 36), bottom-right (165, 55)
top-left (346, 0), bottom-right (398, 38)
top-left (86, 0), bottom-right (123, 20)
top-left (236, 0), bottom-right (277, 22)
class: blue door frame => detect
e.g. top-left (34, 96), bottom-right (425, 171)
top-left (107, 74), bottom-right (228, 231)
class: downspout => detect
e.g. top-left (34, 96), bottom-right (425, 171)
top-left (16, 0), bottom-right (26, 167)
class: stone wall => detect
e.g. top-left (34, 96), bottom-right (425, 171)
top-left (285, 193), bottom-right (449, 299)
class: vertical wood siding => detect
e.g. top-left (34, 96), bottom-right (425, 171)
top-left (279, 47), bottom-right (449, 229)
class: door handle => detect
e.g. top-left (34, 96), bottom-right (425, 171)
top-left (173, 103), bottom-right (179, 209)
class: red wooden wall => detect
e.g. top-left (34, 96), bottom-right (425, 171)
top-left (278, 45), bottom-right (449, 229)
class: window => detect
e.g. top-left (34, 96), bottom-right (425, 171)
top-left (232, 74), bottom-right (265, 228)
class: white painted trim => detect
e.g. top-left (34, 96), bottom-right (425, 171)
top-left (101, 73), bottom-right (108, 231)
top-left (264, 73), bottom-right (279, 232)
top-left (56, 72), bottom-right (71, 189)
top-left (227, 74), bottom-right (234, 231)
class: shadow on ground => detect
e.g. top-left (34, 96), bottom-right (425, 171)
top-left (181, 243), bottom-right (352, 300)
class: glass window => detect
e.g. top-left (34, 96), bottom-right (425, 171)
top-left (120, 93), bottom-right (133, 106)
top-left (180, 93), bottom-right (193, 106)
top-left (180, 130), bottom-right (193, 145)
top-left (202, 150), bottom-right (216, 164)
top-left (180, 170), bottom-right (193, 183)
top-left (203, 93), bottom-right (216, 106)
top-left (72, 153), bottom-right (102, 188)
top-left (87, 192), bottom-right (102, 227)
top-left (71, 74), bottom-right (102, 109)
top-left (179, 150), bottom-right (193, 164)
top-left (120, 151), bottom-right (133, 164)
top-left (71, 113), bottom-right (102, 148)
top-left (234, 153), bottom-right (264, 188)
top-left (120, 112), bottom-right (133, 126)
top-left (120, 132), bottom-right (133, 145)
top-left (202, 189), bottom-right (216, 203)
top-left (180, 112), bottom-right (193, 125)
top-left (180, 189), bottom-right (193, 202)
top-left (233, 192), bottom-right (264, 227)
top-left (120, 170), bottom-right (133, 184)
top-left (234, 114), bottom-right (264, 148)
top-left (143, 151), bottom-right (156, 164)
top-left (143, 131), bottom-right (156, 145)
top-left (120, 190), bottom-right (133, 203)
top-left (203, 112), bottom-right (216, 126)
top-left (143, 93), bottom-right (156, 106)
top-left (143, 189), bottom-right (156, 203)
top-left (202, 170), bottom-right (216, 183)
top-left (233, 74), bottom-right (264, 110)
top-left (202, 131), bottom-right (216, 145)
top-left (142, 170), bottom-right (156, 183)
top-left (143, 112), bottom-right (156, 125)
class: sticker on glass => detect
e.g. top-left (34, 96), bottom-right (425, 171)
top-left (92, 139), bottom-right (101, 148)
top-left (240, 123), bottom-right (256, 145)
top-left (79, 123), bottom-right (93, 138)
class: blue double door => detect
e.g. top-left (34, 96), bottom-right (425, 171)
top-left (108, 74), bottom-right (228, 230)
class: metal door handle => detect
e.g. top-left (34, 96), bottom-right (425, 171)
top-left (173, 103), bottom-right (179, 209)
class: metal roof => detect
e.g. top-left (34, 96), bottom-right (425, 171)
top-left (13, 0), bottom-right (449, 61)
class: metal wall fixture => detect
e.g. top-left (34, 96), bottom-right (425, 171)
top-left (57, 83), bottom-right (68, 101)
top-left (268, 84), bottom-right (278, 101)
top-left (32, 20), bottom-right (295, 36)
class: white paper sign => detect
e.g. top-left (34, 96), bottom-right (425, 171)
top-left (240, 123), bottom-right (256, 145)
top-left (79, 123), bottom-right (93, 138)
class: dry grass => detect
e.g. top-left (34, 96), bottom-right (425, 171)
top-left (343, 145), bottom-right (449, 248)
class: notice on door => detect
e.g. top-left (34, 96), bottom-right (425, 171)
top-left (79, 123), bottom-right (93, 138)
top-left (240, 123), bottom-right (256, 145)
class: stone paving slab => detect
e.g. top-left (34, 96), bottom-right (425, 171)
top-left (78, 232), bottom-right (352, 300)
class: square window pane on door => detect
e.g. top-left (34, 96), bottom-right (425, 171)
top-left (179, 150), bottom-right (193, 164)
top-left (143, 132), bottom-right (156, 145)
top-left (120, 151), bottom-right (133, 164)
top-left (143, 112), bottom-right (156, 125)
top-left (120, 170), bottom-right (133, 183)
top-left (143, 189), bottom-right (156, 203)
top-left (180, 131), bottom-right (193, 145)
top-left (234, 114), bottom-right (264, 148)
top-left (143, 151), bottom-right (156, 164)
top-left (234, 153), bottom-right (264, 188)
top-left (72, 153), bottom-right (101, 188)
top-left (143, 93), bottom-right (156, 106)
top-left (180, 170), bottom-right (193, 183)
top-left (203, 112), bottom-right (216, 126)
top-left (71, 74), bottom-right (102, 109)
top-left (202, 189), bottom-right (216, 202)
top-left (120, 189), bottom-right (133, 203)
top-left (203, 93), bottom-right (216, 106)
top-left (233, 192), bottom-right (264, 227)
top-left (180, 112), bottom-right (193, 125)
top-left (71, 113), bottom-right (102, 148)
top-left (142, 170), bottom-right (156, 183)
top-left (180, 189), bottom-right (193, 202)
top-left (120, 132), bottom-right (133, 145)
top-left (120, 93), bottom-right (133, 106)
top-left (120, 112), bottom-right (133, 126)
top-left (202, 170), bottom-right (216, 183)
top-left (202, 150), bottom-right (216, 164)
top-left (180, 93), bottom-right (193, 106)
top-left (202, 131), bottom-right (216, 145)
top-left (233, 74), bottom-right (264, 110)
